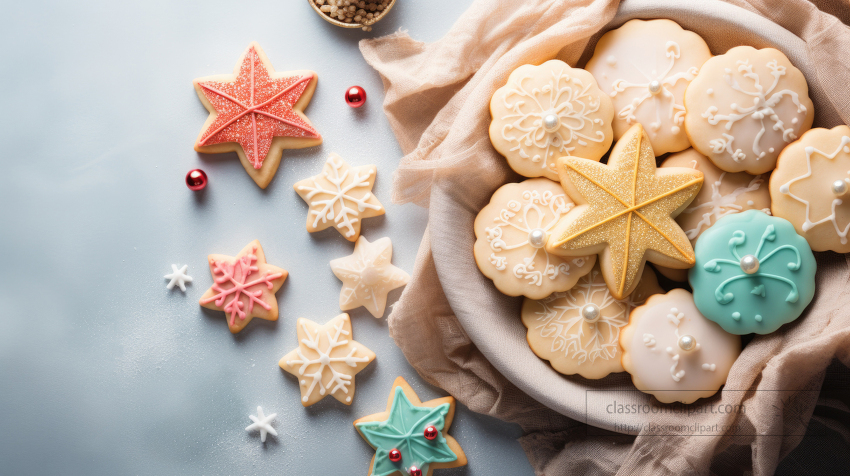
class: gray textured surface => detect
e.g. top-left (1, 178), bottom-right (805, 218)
top-left (0, 1), bottom-right (532, 474)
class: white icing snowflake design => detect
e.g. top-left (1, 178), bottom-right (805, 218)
top-left (295, 154), bottom-right (383, 239)
top-left (530, 269), bottom-right (644, 364)
top-left (485, 188), bottom-right (581, 286)
top-left (682, 172), bottom-right (771, 240)
top-left (286, 318), bottom-right (371, 403)
top-left (702, 59), bottom-right (807, 163)
top-left (500, 67), bottom-right (607, 170)
top-left (779, 136), bottom-right (850, 244)
top-left (643, 307), bottom-right (717, 382)
top-left (610, 41), bottom-right (697, 136)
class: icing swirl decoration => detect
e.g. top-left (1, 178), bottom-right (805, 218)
top-left (279, 313), bottom-right (375, 406)
top-left (585, 19), bottom-right (711, 155)
top-left (294, 153), bottom-right (384, 242)
top-left (620, 289), bottom-right (741, 404)
top-left (489, 60), bottom-right (614, 181)
top-left (193, 42), bottom-right (322, 189)
top-left (684, 46), bottom-right (814, 175)
top-left (520, 264), bottom-right (662, 379)
top-left (689, 210), bottom-right (816, 335)
top-left (473, 178), bottom-right (595, 299)
top-left (354, 377), bottom-right (467, 476)
top-left (770, 126), bottom-right (850, 252)
top-left (545, 124), bottom-right (703, 300)
top-left (199, 240), bottom-right (288, 334)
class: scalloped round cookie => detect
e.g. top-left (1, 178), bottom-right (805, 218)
top-left (521, 264), bottom-right (662, 380)
top-left (473, 178), bottom-right (596, 299)
top-left (688, 210), bottom-right (816, 335)
top-left (585, 19), bottom-right (711, 156)
top-left (620, 289), bottom-right (741, 404)
top-left (655, 148), bottom-right (772, 282)
top-left (770, 126), bottom-right (850, 253)
top-left (489, 60), bottom-right (614, 181)
top-left (684, 46), bottom-right (814, 175)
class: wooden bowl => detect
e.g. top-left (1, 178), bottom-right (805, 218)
top-left (308, 0), bottom-right (397, 30)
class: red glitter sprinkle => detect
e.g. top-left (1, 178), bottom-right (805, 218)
top-left (196, 45), bottom-right (320, 169)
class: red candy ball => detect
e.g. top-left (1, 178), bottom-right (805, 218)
top-left (345, 86), bottom-right (366, 108)
top-left (185, 169), bottom-right (207, 191)
top-left (423, 425), bottom-right (438, 440)
top-left (388, 448), bottom-right (402, 462)
top-left (408, 466), bottom-right (422, 476)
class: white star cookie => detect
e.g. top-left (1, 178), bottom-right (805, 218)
top-left (330, 236), bottom-right (410, 318)
top-left (245, 406), bottom-right (277, 443)
top-left (279, 313), bottom-right (376, 406)
top-left (164, 264), bottom-right (193, 292)
top-left (294, 153), bottom-right (384, 242)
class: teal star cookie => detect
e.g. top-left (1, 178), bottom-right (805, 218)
top-left (689, 210), bottom-right (816, 334)
top-left (354, 377), bottom-right (467, 476)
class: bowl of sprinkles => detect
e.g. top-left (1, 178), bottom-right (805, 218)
top-left (309, 0), bottom-right (396, 32)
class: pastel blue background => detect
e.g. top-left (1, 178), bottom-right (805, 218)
top-left (0, 1), bottom-right (533, 474)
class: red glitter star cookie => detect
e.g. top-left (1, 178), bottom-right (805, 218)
top-left (193, 42), bottom-right (322, 188)
top-left (199, 240), bottom-right (288, 333)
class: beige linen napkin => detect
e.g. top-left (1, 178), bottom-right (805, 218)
top-left (360, 0), bottom-right (850, 474)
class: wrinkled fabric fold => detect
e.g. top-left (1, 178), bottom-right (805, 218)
top-left (360, 0), bottom-right (850, 474)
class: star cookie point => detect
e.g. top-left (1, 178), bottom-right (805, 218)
top-left (193, 42), bottom-right (322, 188)
top-left (199, 240), bottom-right (288, 333)
top-left (279, 313), bottom-right (375, 406)
top-left (546, 123), bottom-right (703, 299)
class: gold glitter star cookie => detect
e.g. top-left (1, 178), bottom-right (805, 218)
top-left (294, 153), bottom-right (385, 242)
top-left (199, 240), bottom-right (288, 334)
top-left (279, 313), bottom-right (376, 406)
top-left (330, 236), bottom-right (410, 318)
top-left (545, 124), bottom-right (703, 299)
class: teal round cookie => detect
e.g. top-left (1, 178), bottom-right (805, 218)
top-left (689, 210), bottom-right (816, 335)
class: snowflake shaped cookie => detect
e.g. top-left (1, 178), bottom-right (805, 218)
top-left (199, 240), bottom-right (288, 334)
top-left (621, 289), bottom-right (741, 404)
top-left (489, 60), bottom-right (614, 181)
top-left (689, 210), bottom-right (816, 335)
top-left (354, 377), bottom-right (467, 476)
top-left (771, 126), bottom-right (850, 253)
top-left (193, 42), bottom-right (321, 188)
top-left (330, 236), bottom-right (410, 318)
top-left (521, 264), bottom-right (662, 379)
top-left (294, 153), bottom-right (384, 242)
top-left (585, 19), bottom-right (711, 155)
top-left (684, 46), bottom-right (814, 175)
top-left (473, 178), bottom-right (595, 299)
top-left (279, 313), bottom-right (375, 406)
top-left (655, 148), bottom-right (771, 282)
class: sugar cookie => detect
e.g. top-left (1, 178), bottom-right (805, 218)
top-left (620, 289), bottom-right (741, 404)
top-left (294, 152), bottom-right (384, 242)
top-left (655, 148), bottom-right (771, 281)
top-left (521, 264), bottom-right (662, 379)
top-left (689, 210), bottom-right (816, 335)
top-left (684, 46), bottom-right (814, 175)
top-left (585, 19), bottom-right (711, 155)
top-left (770, 126), bottom-right (850, 252)
top-left (546, 123), bottom-right (703, 299)
top-left (330, 236), bottom-right (410, 318)
top-left (473, 178), bottom-right (595, 299)
top-left (489, 60), bottom-right (614, 181)
top-left (279, 313), bottom-right (375, 406)
top-left (199, 240), bottom-right (288, 334)
top-left (354, 377), bottom-right (467, 476)
top-left (193, 42), bottom-right (322, 189)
